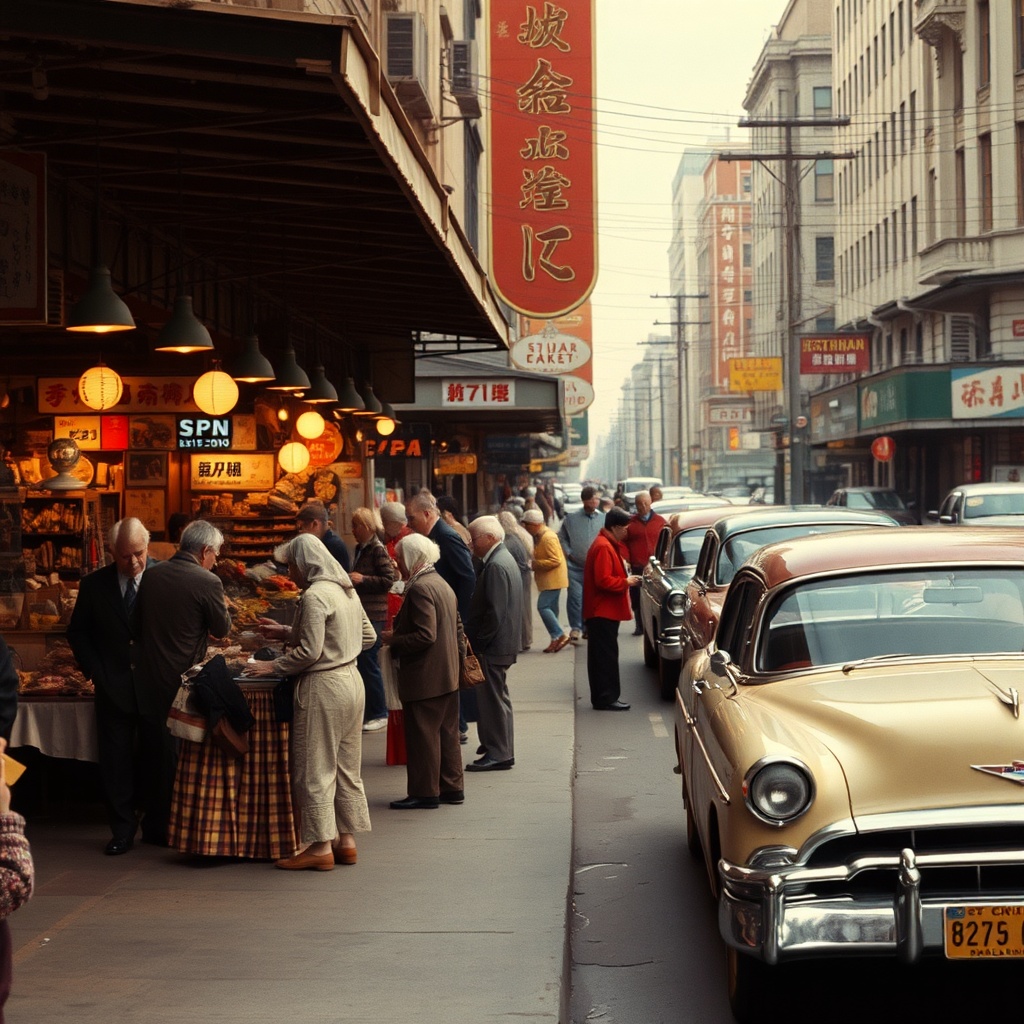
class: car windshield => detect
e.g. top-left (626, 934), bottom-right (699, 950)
top-left (758, 568), bottom-right (1024, 671)
top-left (717, 524), bottom-right (880, 585)
top-left (962, 492), bottom-right (1024, 519)
top-left (846, 490), bottom-right (906, 511)
top-left (670, 528), bottom-right (706, 569)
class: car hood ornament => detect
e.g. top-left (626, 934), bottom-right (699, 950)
top-left (972, 761), bottom-right (1024, 784)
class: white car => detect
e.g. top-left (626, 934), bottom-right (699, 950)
top-left (927, 482), bottom-right (1024, 525)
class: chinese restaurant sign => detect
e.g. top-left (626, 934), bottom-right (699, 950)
top-left (442, 380), bottom-right (516, 407)
top-left (515, 302), bottom-right (594, 415)
top-left (488, 1), bottom-right (597, 317)
top-left (729, 357), bottom-right (782, 393)
top-left (39, 377), bottom-right (203, 414)
top-left (952, 366), bottom-right (1024, 419)
top-left (190, 454), bottom-right (276, 491)
top-left (799, 334), bottom-right (870, 375)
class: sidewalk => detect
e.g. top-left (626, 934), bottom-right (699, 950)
top-left (7, 619), bottom-right (577, 1024)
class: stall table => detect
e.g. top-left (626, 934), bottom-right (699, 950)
top-left (11, 695), bottom-right (97, 762)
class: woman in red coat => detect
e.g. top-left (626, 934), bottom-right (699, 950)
top-left (582, 508), bottom-right (641, 710)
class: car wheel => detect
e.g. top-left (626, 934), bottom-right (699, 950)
top-left (642, 626), bottom-right (658, 669)
top-left (658, 654), bottom-right (680, 702)
top-left (726, 946), bottom-right (776, 1024)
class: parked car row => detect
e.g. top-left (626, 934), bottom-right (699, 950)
top-left (636, 495), bottom-right (1024, 1021)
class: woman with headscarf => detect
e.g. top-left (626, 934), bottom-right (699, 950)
top-left (349, 507), bottom-right (398, 733)
top-left (497, 509), bottom-right (534, 652)
top-left (381, 534), bottom-right (465, 809)
top-left (246, 533), bottom-right (375, 870)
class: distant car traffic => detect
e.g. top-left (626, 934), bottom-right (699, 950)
top-left (825, 485), bottom-right (918, 524)
top-left (616, 476), bottom-right (663, 511)
top-left (927, 482), bottom-right (1024, 525)
top-left (676, 527), bottom-right (1024, 1021)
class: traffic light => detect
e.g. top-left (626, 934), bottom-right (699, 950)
top-left (728, 427), bottom-right (740, 450)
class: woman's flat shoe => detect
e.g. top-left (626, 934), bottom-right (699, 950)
top-left (552, 634), bottom-right (571, 652)
top-left (333, 846), bottom-right (357, 865)
top-left (274, 851), bottom-right (334, 871)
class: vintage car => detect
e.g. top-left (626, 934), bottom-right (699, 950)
top-left (639, 504), bottom-right (763, 701)
top-left (678, 506), bottom-right (900, 674)
top-left (676, 528), bottom-right (1024, 1021)
top-left (825, 485), bottom-right (918, 525)
top-left (927, 481), bottom-right (1024, 525)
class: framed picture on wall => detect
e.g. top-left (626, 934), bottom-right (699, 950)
top-left (126, 452), bottom-right (168, 487)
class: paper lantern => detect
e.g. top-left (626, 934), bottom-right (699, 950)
top-left (78, 363), bottom-right (124, 411)
top-left (296, 410), bottom-right (326, 440)
top-left (376, 416), bottom-right (396, 437)
top-left (193, 369), bottom-right (239, 416)
top-left (278, 442), bottom-right (310, 474)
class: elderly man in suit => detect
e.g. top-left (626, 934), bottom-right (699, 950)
top-left (67, 518), bottom-right (158, 854)
top-left (132, 519), bottom-right (232, 846)
top-left (464, 516), bottom-right (523, 772)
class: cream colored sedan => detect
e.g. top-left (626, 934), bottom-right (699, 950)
top-left (675, 528), bottom-right (1024, 1021)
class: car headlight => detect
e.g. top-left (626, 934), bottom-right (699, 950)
top-left (743, 758), bottom-right (814, 826)
top-left (666, 591), bottom-right (686, 616)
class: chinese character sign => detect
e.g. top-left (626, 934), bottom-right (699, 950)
top-left (951, 366), bottom-right (1024, 419)
top-left (799, 335), bottom-right (870, 375)
top-left (442, 380), bottom-right (517, 406)
top-left (709, 190), bottom-right (750, 389)
top-left (489, 1), bottom-right (597, 317)
top-left (514, 302), bottom-right (594, 414)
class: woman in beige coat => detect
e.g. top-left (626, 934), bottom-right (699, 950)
top-left (381, 533), bottom-right (465, 809)
top-left (247, 533), bottom-right (375, 870)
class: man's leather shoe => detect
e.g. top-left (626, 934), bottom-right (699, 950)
top-left (274, 850), bottom-right (334, 871)
top-left (104, 837), bottom-right (133, 856)
top-left (439, 790), bottom-right (465, 805)
top-left (389, 796), bottom-right (439, 809)
top-left (595, 700), bottom-right (631, 711)
top-left (465, 756), bottom-right (514, 772)
top-left (631, 628), bottom-right (643, 636)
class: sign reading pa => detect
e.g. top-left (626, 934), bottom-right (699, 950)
top-left (488, 1), bottom-right (597, 318)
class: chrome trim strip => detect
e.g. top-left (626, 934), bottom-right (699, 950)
top-left (675, 688), bottom-right (730, 804)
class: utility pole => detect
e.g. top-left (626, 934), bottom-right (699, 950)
top-left (722, 118), bottom-right (851, 504)
top-left (651, 292), bottom-right (707, 486)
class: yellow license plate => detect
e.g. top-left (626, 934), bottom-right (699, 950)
top-left (944, 906), bottom-right (1024, 959)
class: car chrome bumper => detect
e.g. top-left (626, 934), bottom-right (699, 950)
top-left (719, 846), bottom-right (1024, 964)
top-left (657, 625), bottom-right (682, 660)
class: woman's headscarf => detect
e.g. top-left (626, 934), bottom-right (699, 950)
top-left (395, 533), bottom-right (440, 578)
top-left (282, 532), bottom-right (354, 590)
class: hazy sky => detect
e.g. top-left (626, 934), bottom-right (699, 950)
top-left (586, 0), bottom-right (787, 464)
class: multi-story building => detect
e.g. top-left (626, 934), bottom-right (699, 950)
top-left (821, 1), bottom-right (1024, 509)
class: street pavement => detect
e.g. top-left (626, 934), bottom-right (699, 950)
top-left (7, 606), bottom-right (577, 1024)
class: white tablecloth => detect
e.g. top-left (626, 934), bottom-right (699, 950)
top-left (11, 700), bottom-right (98, 762)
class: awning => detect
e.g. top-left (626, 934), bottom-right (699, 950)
top-left (0, 0), bottom-right (508, 360)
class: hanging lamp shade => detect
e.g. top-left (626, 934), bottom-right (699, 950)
top-left (266, 345), bottom-right (310, 392)
top-left (79, 361), bottom-right (124, 410)
top-left (336, 377), bottom-right (365, 413)
top-left (296, 410), bottom-right (326, 440)
top-left (376, 399), bottom-right (398, 436)
top-left (304, 365), bottom-right (338, 404)
top-left (66, 266), bottom-right (135, 333)
top-left (355, 384), bottom-right (382, 417)
top-left (228, 334), bottom-right (276, 383)
top-left (155, 294), bottom-right (214, 353)
top-left (278, 441), bottom-right (310, 474)
top-left (193, 367), bottom-right (239, 416)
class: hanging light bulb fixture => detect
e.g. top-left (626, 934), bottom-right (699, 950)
top-left (79, 360), bottom-right (124, 411)
top-left (336, 377), bottom-right (365, 413)
top-left (296, 410), bottom-right (326, 440)
top-left (265, 345), bottom-right (310, 392)
top-left (304, 365), bottom-right (338, 404)
top-left (278, 441), bottom-right (310, 474)
top-left (355, 383), bottom-right (383, 417)
top-left (376, 399), bottom-right (398, 437)
top-left (192, 362), bottom-right (239, 416)
top-left (229, 332), bottom-right (275, 384)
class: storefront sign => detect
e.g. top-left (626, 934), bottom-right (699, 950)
top-left (177, 416), bottom-right (232, 450)
top-left (53, 415), bottom-right (102, 451)
top-left (871, 436), bottom-right (895, 462)
top-left (306, 422), bottom-right (344, 466)
top-left (39, 377), bottom-right (202, 414)
top-left (441, 380), bottom-right (516, 407)
top-left (713, 193), bottom-right (747, 388)
top-left (952, 366), bottom-right (1024, 419)
top-left (709, 405), bottom-right (753, 425)
top-left (518, 303), bottom-right (594, 417)
top-left (189, 453), bottom-right (276, 491)
top-left (488, 0), bottom-right (597, 317)
top-left (800, 334), bottom-right (870, 375)
top-left (0, 153), bottom-right (47, 324)
top-left (510, 330), bottom-right (591, 373)
top-left (364, 437), bottom-right (425, 458)
top-left (569, 412), bottom-right (588, 446)
top-left (561, 374), bottom-right (593, 413)
top-left (102, 415), bottom-right (130, 450)
top-left (729, 358), bottom-right (782, 393)
top-left (1013, 321), bottom-right (1024, 338)
top-left (860, 369), bottom-right (950, 429)
top-left (437, 452), bottom-right (478, 475)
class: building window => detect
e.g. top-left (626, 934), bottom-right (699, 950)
top-left (816, 236), bottom-right (835, 282)
top-left (900, 102), bottom-right (906, 154)
top-left (463, 124), bottom-right (482, 252)
top-left (890, 12), bottom-right (896, 63)
top-left (955, 148), bottom-right (967, 235)
top-left (813, 86), bottom-right (832, 119)
top-left (743, 289), bottom-right (752, 303)
top-left (881, 25), bottom-right (887, 73)
top-left (815, 159), bottom-right (834, 201)
top-left (980, 134), bottom-right (993, 231)
top-left (898, 2), bottom-right (905, 53)
top-left (742, 243), bottom-right (752, 268)
top-left (742, 173), bottom-right (751, 193)
top-left (979, 3), bottom-right (991, 87)
top-left (910, 91), bottom-right (916, 148)
top-left (953, 44), bottom-right (964, 111)
top-left (816, 316), bottom-right (836, 332)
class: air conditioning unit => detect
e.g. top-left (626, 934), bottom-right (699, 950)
top-left (449, 40), bottom-right (481, 119)
top-left (385, 12), bottom-right (433, 119)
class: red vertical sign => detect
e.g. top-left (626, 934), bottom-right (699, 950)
top-left (488, 2), bottom-right (597, 318)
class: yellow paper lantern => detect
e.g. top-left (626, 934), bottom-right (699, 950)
top-left (78, 363), bottom-right (124, 411)
top-left (376, 416), bottom-right (396, 437)
top-left (193, 369), bottom-right (239, 416)
top-left (296, 410), bottom-right (326, 440)
top-left (278, 441), bottom-right (310, 474)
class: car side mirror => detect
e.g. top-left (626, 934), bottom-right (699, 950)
top-left (926, 510), bottom-right (939, 521)
top-left (709, 649), bottom-right (733, 676)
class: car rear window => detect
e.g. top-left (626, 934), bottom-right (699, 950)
top-left (963, 492), bottom-right (1024, 519)
top-left (759, 568), bottom-right (1024, 670)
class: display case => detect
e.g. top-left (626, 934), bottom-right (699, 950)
top-left (19, 490), bottom-right (120, 578)
top-left (209, 516), bottom-right (297, 563)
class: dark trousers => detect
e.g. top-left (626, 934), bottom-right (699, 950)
top-left (138, 711), bottom-right (176, 843)
top-left (629, 565), bottom-right (644, 632)
top-left (403, 690), bottom-right (463, 798)
top-left (475, 653), bottom-right (515, 763)
top-left (357, 620), bottom-right (388, 721)
top-left (586, 617), bottom-right (622, 708)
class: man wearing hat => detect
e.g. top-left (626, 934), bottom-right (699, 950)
top-left (582, 508), bottom-right (641, 710)
top-left (522, 509), bottom-right (569, 652)
top-left (295, 501), bottom-right (350, 573)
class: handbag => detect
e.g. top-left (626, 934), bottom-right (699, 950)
top-left (210, 716), bottom-right (249, 759)
top-left (459, 641), bottom-right (485, 689)
top-left (166, 678), bottom-right (207, 743)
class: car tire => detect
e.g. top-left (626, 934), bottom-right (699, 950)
top-left (642, 626), bottom-right (658, 669)
top-left (658, 654), bottom-right (680, 702)
top-left (726, 946), bottom-right (776, 1024)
